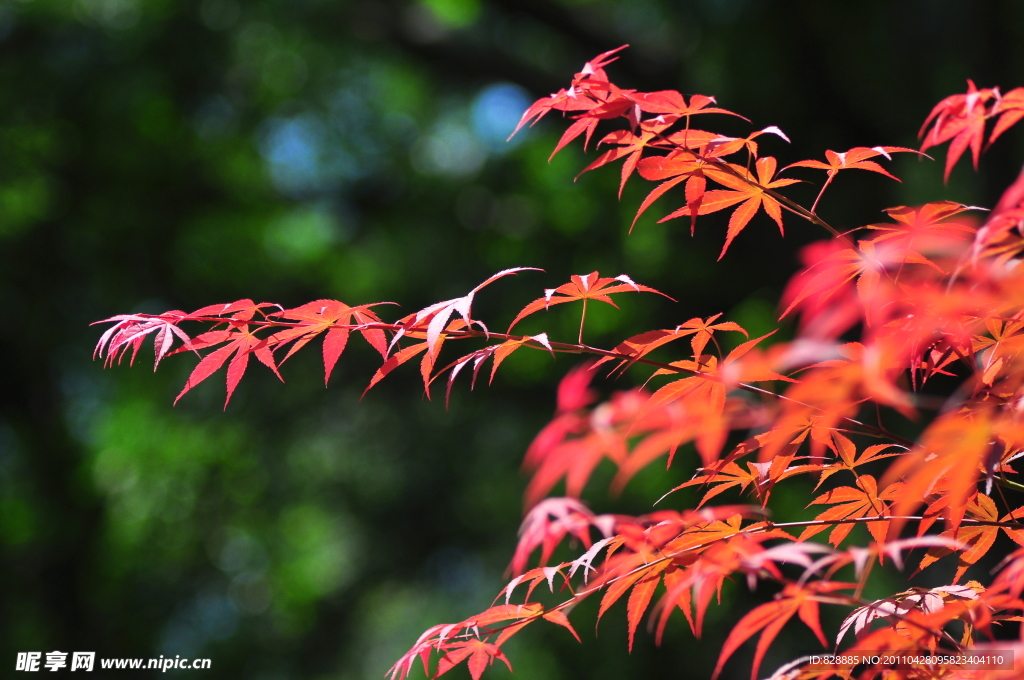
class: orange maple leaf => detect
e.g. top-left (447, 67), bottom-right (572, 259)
top-left (712, 581), bottom-right (852, 680)
top-left (800, 475), bottom-right (902, 546)
top-left (659, 156), bottom-right (800, 259)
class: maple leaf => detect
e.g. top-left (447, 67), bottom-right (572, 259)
top-left (625, 127), bottom-right (787, 233)
top-left (674, 454), bottom-right (806, 508)
top-left (632, 150), bottom-right (706, 233)
top-left (972, 318), bottom-right (1024, 387)
top-left (652, 527), bottom-right (793, 638)
top-left (521, 388), bottom-right (654, 506)
top-left (593, 314), bottom-right (746, 376)
top-left (680, 314), bottom-right (748, 359)
top-left (545, 84), bottom-right (637, 162)
top-left (800, 475), bottom-right (902, 546)
top-left (507, 271), bottom-right (672, 343)
top-left (780, 216), bottom-right (964, 338)
top-left (884, 412), bottom-right (996, 535)
top-left (814, 432), bottom-right (902, 489)
top-left (593, 327), bottom-right (698, 375)
top-left (701, 126), bottom-right (791, 161)
top-left (839, 584), bottom-right (1014, 653)
top-left (919, 80), bottom-right (999, 181)
top-left (387, 624), bottom-right (453, 680)
top-left (268, 300), bottom-right (392, 384)
top-left (786, 146), bottom-right (920, 212)
top-left (626, 90), bottom-right (745, 119)
top-left (594, 558), bottom-right (669, 651)
top-left (519, 363), bottom-right (600, 496)
top-left (508, 45), bottom-right (629, 141)
top-left (712, 582), bottom-right (851, 680)
top-left (361, 342), bottom-right (429, 397)
top-left (555, 360), bottom-right (600, 411)
top-left (435, 640), bottom-right (512, 680)
top-left (392, 267), bottom-right (538, 359)
top-left (438, 333), bottom-right (554, 406)
top-left (864, 201), bottom-right (977, 267)
top-left (577, 115), bottom-right (679, 197)
top-left (659, 157), bottom-right (800, 259)
top-left (363, 269), bottom-right (542, 398)
top-left (632, 331), bottom-right (789, 468)
top-left (835, 588), bottom-right (975, 646)
top-left (500, 565), bottom-right (575, 611)
top-left (510, 497), bottom-right (599, 576)
top-left (973, 164), bottom-right (1024, 263)
top-left (989, 87), bottom-right (1024, 144)
top-left (171, 299), bottom-right (283, 408)
top-left (914, 494), bottom-right (1024, 583)
top-left (93, 310), bottom-right (191, 370)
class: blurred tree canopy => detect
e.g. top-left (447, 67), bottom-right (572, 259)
top-left (4, 1), bottom-right (1024, 678)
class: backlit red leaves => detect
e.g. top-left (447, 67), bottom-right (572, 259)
top-left (919, 81), bottom-right (1024, 181)
top-left (665, 156), bottom-right (799, 259)
top-left (593, 313), bottom-right (746, 376)
top-left (387, 599), bottom-right (585, 680)
top-left (507, 271), bottom-right (672, 340)
top-left (837, 584), bottom-right (984, 646)
top-left (93, 310), bottom-right (191, 369)
top-left (920, 80), bottom-right (997, 180)
top-left (915, 494), bottom-right (1024, 583)
top-left (787, 146), bottom-right (920, 212)
top-left (989, 87), bottom-right (1024, 144)
top-left (521, 386), bottom-right (652, 506)
top-left (435, 640), bottom-right (511, 680)
top-left (510, 497), bottom-right (601, 576)
top-left (885, 413), bottom-right (995, 535)
top-left (269, 300), bottom-right (390, 384)
top-left (815, 434), bottom-right (901, 488)
top-left (676, 454), bottom-right (805, 509)
top-left (632, 151), bottom-right (706, 232)
top-left (99, 47), bottom-right (1024, 680)
top-left (375, 61), bottom-right (1024, 680)
top-left (172, 300), bottom-right (283, 408)
top-left (393, 267), bottom-right (538, 358)
top-left (594, 557), bottom-right (669, 651)
top-left (800, 475), bottom-right (902, 546)
top-left (865, 202), bottom-right (978, 278)
top-left (579, 117), bottom-right (677, 197)
top-left (788, 146), bottom-right (917, 183)
top-left (781, 201), bottom-right (976, 339)
top-left (627, 90), bottom-right (743, 119)
top-left (508, 45), bottom-right (629, 143)
top-left (713, 582), bottom-right (850, 680)
top-left (974, 164), bottom-right (1024, 263)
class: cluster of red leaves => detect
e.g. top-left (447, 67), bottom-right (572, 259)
top-left (96, 47), bottom-right (1024, 680)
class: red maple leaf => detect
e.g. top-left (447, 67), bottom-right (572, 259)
top-left (786, 146), bottom-right (920, 212)
top-left (172, 299), bottom-right (283, 408)
top-left (660, 157), bottom-right (800, 259)
top-left (919, 80), bottom-right (998, 181)
top-left (507, 271), bottom-right (672, 343)
top-left (712, 581), bottom-right (852, 680)
top-left (269, 300), bottom-right (391, 384)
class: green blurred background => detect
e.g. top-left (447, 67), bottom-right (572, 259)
top-left (4, 0), bottom-right (1024, 678)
